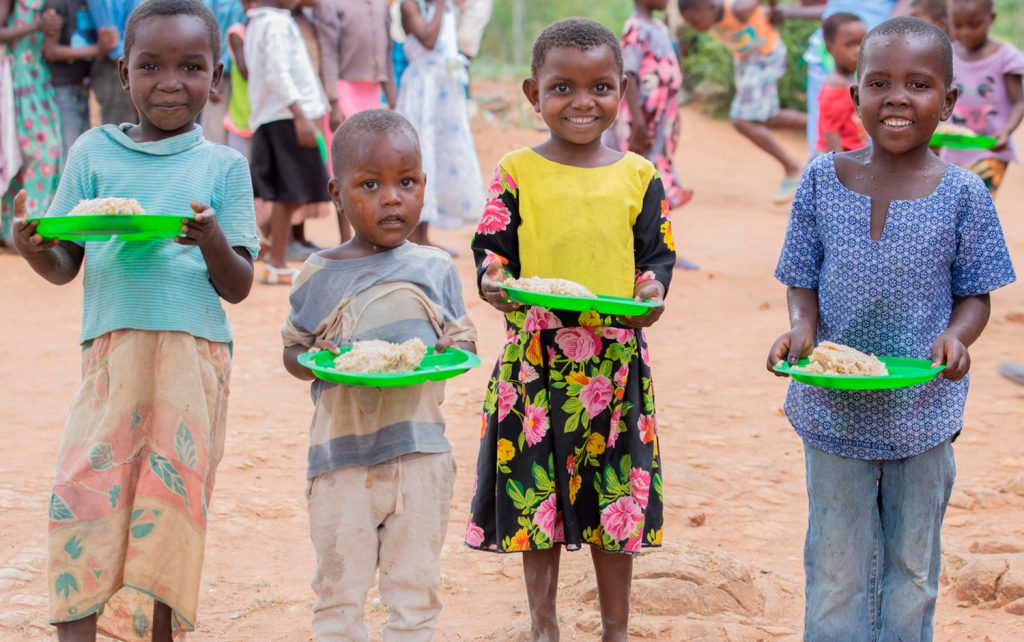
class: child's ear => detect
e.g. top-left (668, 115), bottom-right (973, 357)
top-left (118, 55), bottom-right (129, 91)
top-left (850, 83), bottom-right (860, 115)
top-left (522, 77), bottom-right (540, 113)
top-left (328, 178), bottom-right (344, 214)
top-left (620, 74), bottom-right (628, 97)
top-left (211, 61), bottom-right (225, 97)
top-left (941, 84), bottom-right (959, 121)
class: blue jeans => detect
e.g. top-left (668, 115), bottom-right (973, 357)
top-left (803, 440), bottom-right (955, 642)
top-left (53, 84), bottom-right (89, 156)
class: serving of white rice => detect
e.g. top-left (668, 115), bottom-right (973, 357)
top-left (792, 341), bottom-right (888, 376)
top-left (68, 197), bottom-right (145, 216)
top-left (506, 276), bottom-right (597, 299)
top-left (330, 338), bottom-right (428, 373)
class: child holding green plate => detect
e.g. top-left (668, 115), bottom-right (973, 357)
top-left (280, 109), bottom-right (477, 640)
top-left (465, 18), bottom-right (675, 640)
top-left (11, 0), bottom-right (258, 639)
top-left (766, 17), bottom-right (1015, 640)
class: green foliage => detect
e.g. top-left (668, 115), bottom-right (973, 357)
top-left (994, 0), bottom-right (1024, 45)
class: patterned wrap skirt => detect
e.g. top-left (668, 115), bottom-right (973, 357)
top-left (47, 330), bottom-right (230, 640)
top-left (466, 307), bottom-right (664, 554)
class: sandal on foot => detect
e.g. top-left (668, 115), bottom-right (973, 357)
top-left (261, 264), bottom-right (298, 285)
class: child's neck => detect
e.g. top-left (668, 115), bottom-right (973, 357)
top-left (533, 135), bottom-right (623, 169)
top-left (833, 65), bottom-right (855, 82)
top-left (323, 235), bottom-right (405, 260)
top-left (958, 36), bottom-right (995, 59)
top-left (126, 119), bottom-right (197, 144)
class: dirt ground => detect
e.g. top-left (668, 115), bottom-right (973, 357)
top-left (3, 83), bottom-right (1024, 641)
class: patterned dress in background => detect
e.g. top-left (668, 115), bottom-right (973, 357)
top-left (465, 150), bottom-right (675, 554)
top-left (395, 0), bottom-right (483, 229)
top-left (606, 15), bottom-right (691, 209)
top-left (1, 0), bottom-right (61, 242)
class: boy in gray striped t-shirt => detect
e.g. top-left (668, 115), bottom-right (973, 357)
top-left (282, 110), bottom-right (476, 640)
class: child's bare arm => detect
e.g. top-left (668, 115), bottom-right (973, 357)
top-left (401, 0), bottom-right (445, 51)
top-left (994, 74), bottom-right (1023, 151)
top-left (623, 73), bottom-right (651, 155)
top-left (228, 32), bottom-right (247, 80)
top-left (10, 190), bottom-right (85, 284)
top-left (177, 202), bottom-right (254, 304)
top-left (931, 294), bottom-right (990, 380)
top-left (284, 339), bottom-right (339, 381)
top-left (766, 286), bottom-right (818, 374)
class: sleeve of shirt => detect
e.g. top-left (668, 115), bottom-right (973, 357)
top-left (441, 260), bottom-right (478, 342)
top-left (281, 266), bottom-right (316, 348)
top-left (951, 173), bottom-right (1016, 297)
top-left (215, 153), bottom-right (260, 257)
top-left (314, 0), bottom-right (341, 103)
top-left (471, 162), bottom-right (521, 295)
top-left (1000, 43), bottom-right (1024, 77)
top-left (774, 163), bottom-right (823, 289)
top-left (46, 135), bottom-right (92, 218)
top-left (818, 87), bottom-right (848, 134)
top-left (632, 172), bottom-right (675, 293)
top-left (261, 21), bottom-right (303, 107)
top-left (621, 21), bottom-right (643, 76)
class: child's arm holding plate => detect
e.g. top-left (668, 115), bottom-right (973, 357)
top-left (767, 286), bottom-right (818, 376)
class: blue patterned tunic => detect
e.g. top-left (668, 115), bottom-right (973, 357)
top-left (775, 153), bottom-right (1016, 460)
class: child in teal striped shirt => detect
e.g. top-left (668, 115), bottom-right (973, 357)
top-left (10, 0), bottom-right (258, 640)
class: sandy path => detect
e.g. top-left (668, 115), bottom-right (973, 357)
top-left (2, 85), bottom-right (1024, 641)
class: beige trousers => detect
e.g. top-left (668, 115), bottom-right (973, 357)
top-left (307, 451), bottom-right (456, 642)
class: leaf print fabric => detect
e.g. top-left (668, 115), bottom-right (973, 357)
top-left (47, 331), bottom-right (231, 641)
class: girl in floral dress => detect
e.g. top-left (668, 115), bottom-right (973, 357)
top-left (465, 18), bottom-right (675, 639)
top-left (606, 0), bottom-right (696, 269)
top-left (0, 0), bottom-right (61, 246)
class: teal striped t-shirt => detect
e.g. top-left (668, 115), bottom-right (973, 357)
top-left (46, 125), bottom-right (260, 344)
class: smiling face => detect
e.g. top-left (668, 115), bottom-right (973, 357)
top-left (826, 19), bottom-right (866, 75)
top-left (853, 36), bottom-right (957, 155)
top-left (523, 44), bottom-right (624, 148)
top-left (329, 131), bottom-right (424, 250)
top-left (950, 0), bottom-right (994, 52)
top-left (119, 14), bottom-right (221, 141)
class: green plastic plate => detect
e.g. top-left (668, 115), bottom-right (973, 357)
top-left (498, 283), bottom-right (659, 317)
top-left (773, 356), bottom-right (945, 390)
top-left (930, 131), bottom-right (998, 150)
top-left (27, 214), bottom-right (195, 242)
top-left (298, 346), bottom-right (481, 387)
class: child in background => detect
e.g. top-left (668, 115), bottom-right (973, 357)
top-left (315, 0), bottom-right (396, 129)
top-left (768, 17), bottom-right (1014, 639)
top-left (606, 0), bottom-right (698, 270)
top-left (282, 109), bottom-right (476, 640)
top-left (910, 0), bottom-right (951, 33)
top-left (12, 0), bottom-right (258, 638)
top-left (465, 18), bottom-right (674, 639)
top-left (41, 0), bottom-right (119, 154)
top-left (200, 0), bottom-right (245, 145)
top-left (679, 0), bottom-right (808, 203)
top-left (222, 9), bottom-right (252, 158)
top-left (245, 0), bottom-right (329, 284)
top-left (943, 0), bottom-right (1024, 195)
top-left (397, 0), bottom-right (484, 253)
top-left (815, 12), bottom-right (867, 153)
top-left (0, 0), bottom-right (62, 246)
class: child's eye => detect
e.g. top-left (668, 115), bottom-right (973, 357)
top-left (400, 177), bottom-right (415, 187)
top-left (140, 63), bottom-right (158, 71)
top-left (594, 83), bottom-right (609, 93)
top-left (183, 64), bottom-right (200, 72)
top-left (363, 180), bottom-right (378, 190)
top-left (554, 83), bottom-right (570, 93)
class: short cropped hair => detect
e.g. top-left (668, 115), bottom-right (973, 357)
top-left (531, 18), bottom-right (623, 78)
top-left (911, 0), bottom-right (951, 22)
top-left (330, 109), bottom-right (421, 180)
top-left (677, 0), bottom-right (712, 10)
top-left (822, 12), bottom-right (864, 43)
top-left (952, 0), bottom-right (994, 12)
top-left (859, 16), bottom-right (953, 86)
top-left (124, 0), bottom-right (221, 60)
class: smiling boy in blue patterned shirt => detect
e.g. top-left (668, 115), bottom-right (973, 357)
top-left (766, 17), bottom-right (1014, 641)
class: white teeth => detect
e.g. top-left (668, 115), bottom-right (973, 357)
top-left (884, 118), bottom-right (912, 127)
top-left (567, 117), bottom-right (596, 124)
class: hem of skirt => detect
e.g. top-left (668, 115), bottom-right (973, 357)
top-left (463, 540), bottom-right (661, 557)
top-left (49, 602), bottom-right (105, 625)
top-left (123, 582), bottom-right (196, 631)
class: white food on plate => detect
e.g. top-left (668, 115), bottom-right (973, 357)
top-left (68, 197), bottom-right (146, 215)
top-left (332, 338), bottom-right (428, 373)
top-left (506, 276), bottom-right (597, 298)
top-left (792, 341), bottom-right (888, 376)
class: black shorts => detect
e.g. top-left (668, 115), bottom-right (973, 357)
top-left (250, 119), bottom-right (330, 204)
